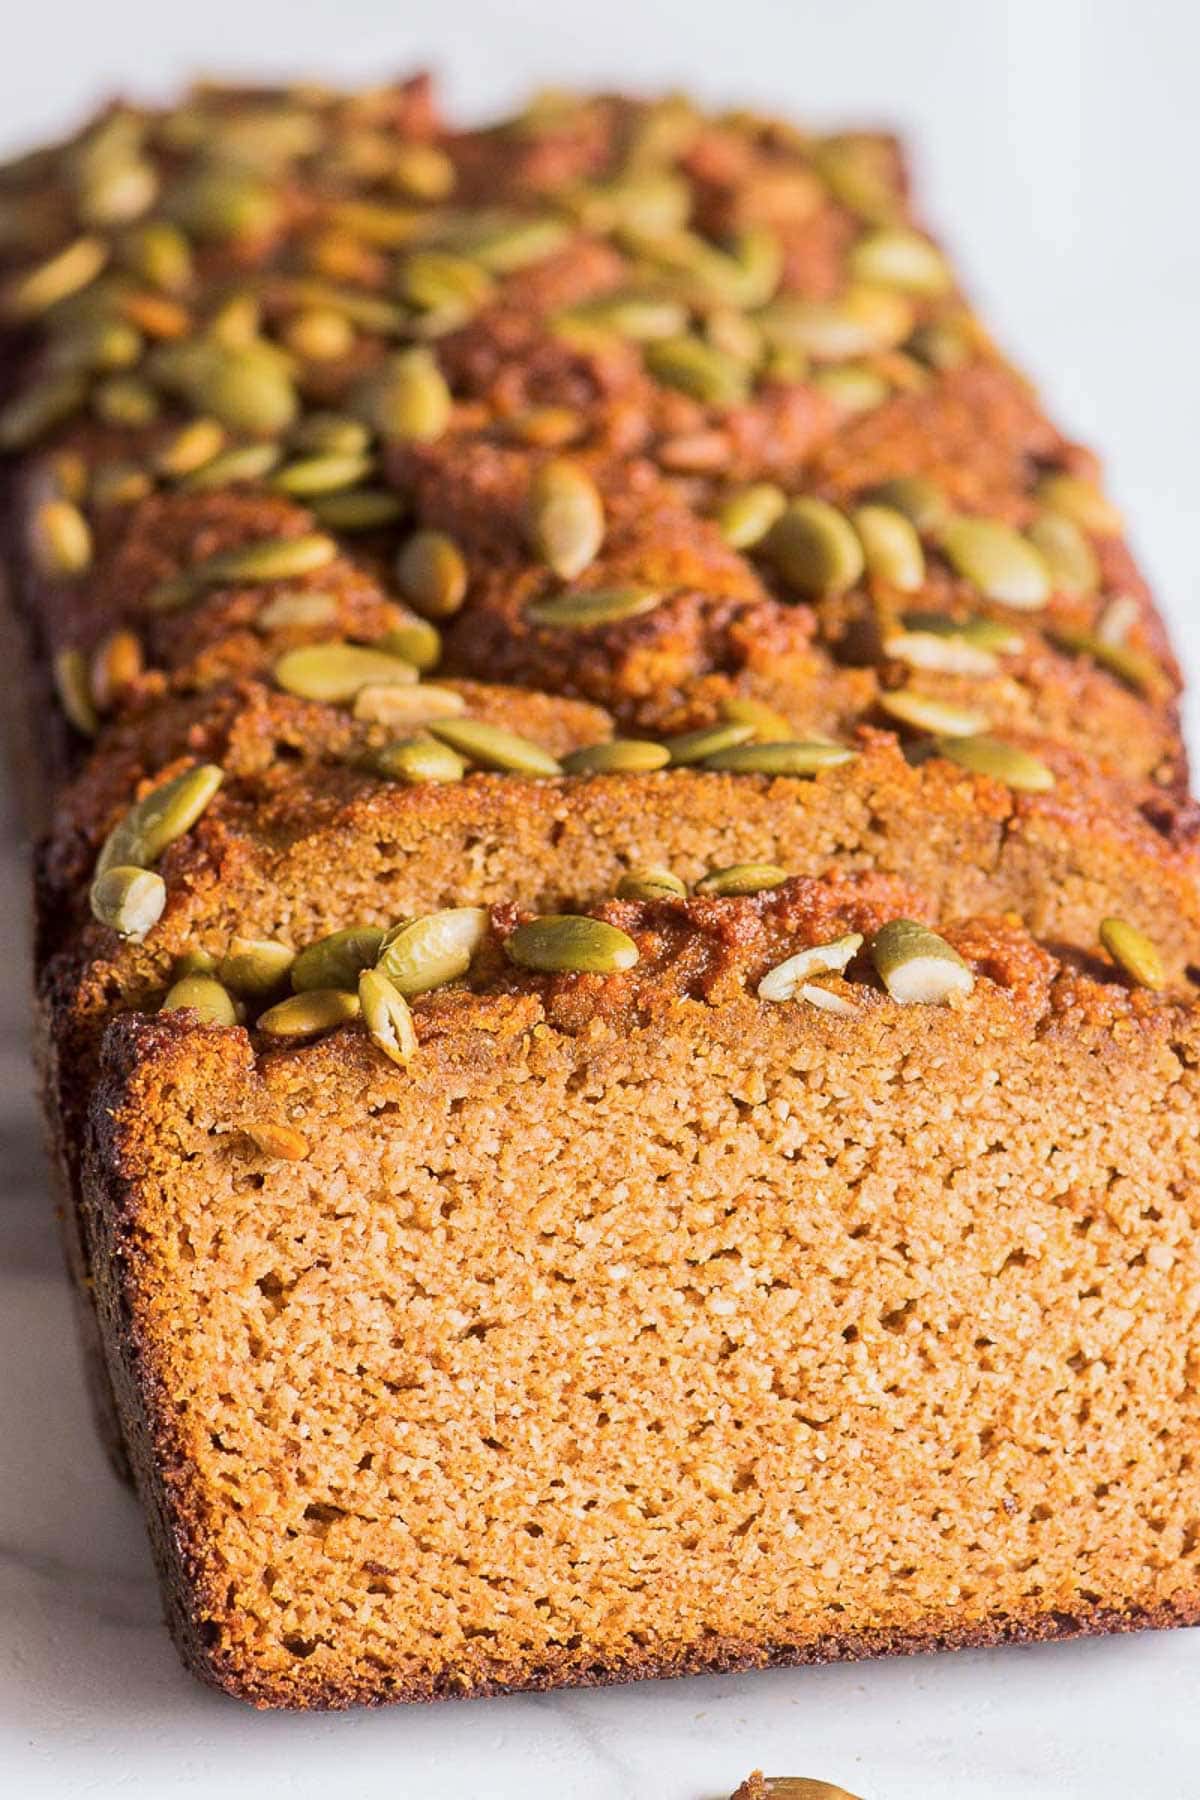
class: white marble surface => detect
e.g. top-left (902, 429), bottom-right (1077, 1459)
top-left (4, 2), bottom-right (1200, 1794)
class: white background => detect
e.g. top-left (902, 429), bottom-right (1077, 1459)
top-left (2, 2), bottom-right (1199, 1795)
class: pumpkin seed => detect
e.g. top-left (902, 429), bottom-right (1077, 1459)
top-left (245, 1120), bottom-right (311, 1161)
top-left (310, 489), bottom-right (404, 530)
top-left (463, 214), bottom-right (570, 272)
top-left (1095, 594), bottom-right (1140, 647)
top-left (90, 627), bottom-right (143, 710)
top-left (901, 610), bottom-right (1025, 654)
top-left (52, 647), bottom-right (98, 735)
top-left (849, 226), bottom-right (951, 295)
top-left (160, 973), bottom-right (239, 1025)
top-left (355, 347), bottom-right (451, 441)
top-left (149, 338), bottom-right (298, 435)
top-left (373, 737), bottom-right (466, 784)
top-left (271, 452), bottom-right (372, 496)
top-left (906, 319), bottom-right (972, 370)
top-left (92, 374), bottom-right (161, 428)
top-left (663, 721), bottom-right (756, 765)
top-left (505, 914), bottom-right (639, 974)
top-left (358, 968), bottom-right (418, 1066)
top-left (764, 497), bottom-right (864, 598)
top-left (752, 1778), bottom-right (864, 1799)
top-left (702, 740), bottom-right (857, 776)
top-left (526, 585), bottom-right (663, 630)
top-left (561, 738), bottom-right (672, 774)
top-left (1034, 471), bottom-right (1122, 535)
top-left (1026, 511), bottom-right (1099, 596)
top-left (812, 134), bottom-right (899, 223)
top-left (352, 682), bottom-right (466, 727)
top-left (172, 949), bottom-right (217, 978)
top-left (554, 292), bottom-right (688, 342)
top-left (291, 926), bottom-right (386, 993)
top-left (30, 498), bottom-right (92, 577)
top-left (178, 443), bottom-right (283, 490)
top-left (395, 529), bottom-right (469, 618)
top-left (291, 413), bottom-right (372, 457)
top-left (936, 733), bottom-right (1056, 793)
top-left (397, 250), bottom-right (493, 318)
top-left (89, 864), bottom-right (166, 938)
top-left (282, 306), bottom-right (356, 361)
top-left (879, 690), bottom-right (986, 737)
top-left (257, 988), bottom-right (362, 1038)
top-left (862, 474), bottom-right (947, 534)
top-left (155, 417), bottom-right (226, 478)
top-left (940, 516), bottom-right (1050, 609)
top-left (644, 335), bottom-right (750, 406)
top-left (758, 933), bottom-right (863, 1001)
top-left (503, 405), bottom-right (585, 448)
top-left (194, 532), bottom-right (339, 587)
top-left (811, 364), bottom-right (890, 415)
top-left (255, 590), bottom-right (339, 632)
top-left (525, 459), bottom-right (605, 580)
top-left (427, 717), bottom-right (562, 776)
top-left (719, 695), bottom-right (794, 739)
top-left (696, 862), bottom-right (789, 896)
top-left (273, 641), bottom-right (417, 703)
top-left (168, 166), bottom-right (281, 240)
top-left (798, 984), bottom-right (860, 1017)
top-left (89, 461), bottom-right (154, 508)
top-left (616, 867), bottom-right (688, 901)
top-left (380, 620), bottom-right (442, 672)
top-left (872, 919), bottom-right (974, 1004)
top-left (218, 937), bottom-right (296, 997)
top-left (0, 371), bottom-right (88, 449)
top-left (715, 482), bottom-right (787, 550)
top-left (96, 762), bottom-right (224, 877)
top-left (377, 907), bottom-right (489, 994)
top-left (757, 287), bottom-right (913, 361)
top-left (121, 220), bottom-right (193, 292)
top-left (850, 504), bottom-right (925, 592)
top-left (1049, 625), bottom-right (1159, 694)
top-left (1099, 917), bottom-right (1164, 992)
top-left (882, 629), bottom-right (997, 676)
top-left (391, 142), bottom-right (457, 201)
top-left (5, 235), bottom-right (107, 317)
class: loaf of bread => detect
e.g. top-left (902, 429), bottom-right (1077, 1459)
top-left (4, 74), bottom-right (1199, 1708)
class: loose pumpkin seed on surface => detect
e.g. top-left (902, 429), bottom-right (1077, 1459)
top-left (848, 226), bottom-right (952, 295)
top-left (1049, 625), bottom-right (1160, 695)
top-left (715, 482), bottom-right (787, 550)
top-left (90, 628), bottom-right (144, 710)
top-left (1034, 471), bottom-right (1122, 535)
top-left (936, 733), bottom-right (1056, 793)
top-left (377, 908), bottom-right (489, 995)
top-left (939, 516), bottom-right (1050, 609)
top-left (526, 585), bottom-right (663, 630)
top-left (862, 474), bottom-right (948, 534)
top-left (505, 914), bottom-right (640, 975)
top-left (291, 926), bottom-right (387, 993)
top-left (616, 867), bottom-right (688, 901)
top-left (309, 489), bottom-right (404, 530)
top-left (359, 968), bottom-right (418, 1066)
top-left (1026, 511), bottom-right (1099, 596)
top-left (95, 762), bottom-right (224, 877)
top-left (718, 695), bottom-right (794, 740)
top-left (798, 984), bottom-right (861, 1017)
top-left (758, 933), bottom-right (864, 1001)
top-left (273, 641), bottom-right (417, 703)
top-left (160, 974), bottom-right (239, 1026)
top-left (561, 738), bottom-right (671, 774)
top-left (257, 988), bottom-right (362, 1039)
top-left (701, 739), bottom-right (857, 776)
top-left (871, 919), bottom-right (974, 1004)
top-left (255, 590), bottom-right (340, 632)
top-left (878, 690), bottom-right (987, 738)
top-left (764, 498), bottom-right (865, 599)
top-left (881, 629), bottom-right (997, 677)
top-left (643, 335), bottom-right (750, 406)
top-left (52, 647), bottom-right (99, 735)
top-left (5, 235), bottom-right (108, 317)
top-left (395, 529), bottom-right (469, 617)
top-left (179, 442), bottom-right (283, 491)
top-left (663, 721), bottom-right (756, 766)
top-left (191, 532), bottom-right (339, 587)
top-left (695, 862), bottom-right (789, 896)
top-left (356, 346), bottom-right (452, 441)
top-left (89, 864), bottom-right (166, 938)
top-left (380, 620), bottom-right (442, 672)
top-left (427, 717), bottom-right (562, 776)
top-left (352, 682), bottom-right (466, 728)
top-left (850, 504), bottom-right (925, 592)
top-left (30, 498), bottom-right (92, 577)
top-left (373, 737), bottom-right (466, 784)
top-left (271, 452), bottom-right (373, 497)
top-left (524, 459), bottom-right (605, 579)
top-left (1099, 917), bottom-right (1165, 991)
top-left (154, 417), bottom-right (226, 478)
top-left (218, 938), bottom-right (296, 998)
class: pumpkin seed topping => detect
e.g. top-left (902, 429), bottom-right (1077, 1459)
top-left (506, 914), bottom-right (640, 975)
top-left (849, 226), bottom-right (952, 295)
top-left (271, 452), bottom-right (373, 496)
top-left (851, 504), bottom-right (925, 592)
top-left (939, 516), bottom-right (1050, 609)
top-left (718, 695), bottom-right (794, 740)
top-left (427, 717), bottom-right (562, 776)
top-left (218, 937), bottom-right (296, 998)
top-left (309, 488), bottom-right (404, 530)
top-left (871, 919), bottom-right (974, 1004)
top-left (179, 443), bottom-right (283, 491)
top-left (1026, 511), bottom-right (1099, 596)
top-left (30, 498), bottom-right (92, 577)
top-left (149, 338), bottom-right (298, 435)
top-left (525, 459), bottom-right (605, 579)
top-left (1099, 917), bottom-right (1164, 992)
top-left (663, 721), bottom-right (757, 766)
top-left (526, 585), bottom-right (663, 630)
top-left (255, 590), bottom-right (340, 632)
top-left (0, 371), bottom-right (88, 450)
top-left (5, 235), bottom-right (108, 317)
top-left (160, 973), bottom-right (239, 1026)
top-left (273, 641), bottom-right (417, 703)
top-left (936, 734), bottom-right (1056, 793)
top-left (1049, 625), bottom-right (1160, 695)
top-left (902, 611), bottom-right (1025, 654)
top-left (695, 862), bottom-right (789, 896)
top-left (616, 867), bottom-right (688, 901)
top-left (352, 682), bottom-right (465, 728)
top-left (879, 690), bottom-right (987, 737)
top-left (882, 629), bottom-right (997, 677)
top-left (373, 737), bottom-right (466, 784)
top-left (186, 532), bottom-right (339, 591)
top-left (356, 346), bottom-right (451, 441)
top-left (90, 627), bottom-right (144, 710)
top-left (715, 482), bottom-right (787, 550)
top-left (798, 984), bottom-right (861, 1017)
top-left (377, 907), bottom-right (489, 994)
top-left (291, 926), bottom-right (386, 993)
top-left (155, 417), bottom-right (227, 478)
top-left (358, 968), bottom-right (418, 1067)
top-left (395, 529), bottom-right (469, 618)
top-left (862, 474), bottom-right (948, 534)
top-left (765, 497), bottom-right (864, 598)
top-left (644, 335), bottom-right (750, 406)
top-left (53, 647), bottom-right (99, 735)
top-left (702, 739), bottom-right (858, 776)
top-left (257, 988), bottom-right (362, 1039)
top-left (1034, 472), bottom-right (1122, 535)
top-left (561, 738), bottom-right (671, 774)
top-left (95, 762), bottom-right (224, 878)
top-left (380, 620), bottom-right (442, 672)
top-left (758, 933), bottom-right (863, 1001)
top-left (90, 864), bottom-right (166, 938)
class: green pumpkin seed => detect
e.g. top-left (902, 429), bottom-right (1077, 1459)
top-left (96, 762), bottom-right (224, 877)
top-left (172, 948), bottom-right (217, 978)
top-left (1034, 472), bottom-right (1122, 536)
top-left (121, 220), bottom-right (193, 291)
top-left (154, 417), bottom-right (226, 478)
top-left (901, 610), bottom-right (1025, 654)
top-left (255, 590), bottom-right (340, 632)
top-left (92, 374), bottom-right (161, 428)
top-left (291, 926), bottom-right (386, 993)
top-left (1049, 626), bottom-right (1159, 695)
top-left (53, 647), bottom-right (98, 735)
top-left (5, 236), bottom-right (108, 317)
top-left (89, 460), bottom-right (154, 508)
top-left (309, 489), bottom-right (404, 530)
top-left (160, 973), bottom-right (239, 1025)
top-left (30, 499), bottom-right (92, 577)
top-left (463, 214), bottom-right (570, 272)
top-left (644, 336), bottom-right (750, 406)
top-left (758, 933), bottom-right (863, 1002)
top-left (395, 529), bottom-right (469, 618)
top-left (1026, 511), bottom-right (1099, 596)
top-left (48, 315), bottom-right (142, 374)
top-left (218, 937), bottom-right (296, 997)
top-left (427, 717), bottom-right (562, 775)
top-left (872, 918), bottom-right (974, 1004)
top-left (168, 166), bottom-right (281, 240)
top-left (935, 734), bottom-right (1056, 793)
top-left (377, 907), bottom-right (489, 994)
top-left (554, 292), bottom-right (688, 342)
top-left (879, 690), bottom-right (986, 737)
top-left (352, 682), bottom-right (466, 727)
top-left (505, 914), bottom-right (639, 975)
top-left (1099, 916), bottom-right (1164, 992)
top-left (695, 862), bottom-right (789, 897)
top-left (178, 443), bottom-right (283, 491)
top-left (906, 319), bottom-right (972, 370)
top-left (757, 287), bottom-right (913, 361)
top-left (812, 134), bottom-right (900, 223)
top-left (271, 452), bottom-right (373, 496)
top-left (196, 533), bottom-right (339, 588)
top-left (392, 142), bottom-right (456, 201)
top-left (525, 459), bottom-right (605, 579)
top-left (616, 866), bottom-right (688, 900)
top-left (663, 721), bottom-right (756, 765)
top-left (358, 968), bottom-right (418, 1066)
top-left (526, 585), bottom-right (663, 630)
top-left (764, 497), bottom-right (864, 598)
top-left (882, 629), bottom-right (997, 676)
top-left (149, 338), bottom-right (298, 435)
top-left (1095, 594), bottom-right (1140, 647)
top-left (849, 227), bottom-right (951, 296)
top-left (702, 739), bottom-right (858, 776)
top-left (561, 738), bottom-right (672, 774)
top-left (257, 988), bottom-right (362, 1038)
top-left (373, 737), bottom-right (466, 784)
top-left (715, 482), bottom-right (787, 550)
top-left (273, 641), bottom-right (417, 703)
top-left (283, 307), bottom-right (356, 361)
top-left (940, 516), bottom-right (1050, 609)
top-left (862, 474), bottom-right (948, 534)
top-left (89, 864), bottom-right (166, 938)
top-left (380, 620), bottom-right (442, 672)
top-left (718, 695), bottom-right (794, 739)
top-left (0, 371), bottom-right (88, 449)
top-left (811, 364), bottom-right (890, 415)
top-left (356, 347), bottom-right (451, 441)
top-left (89, 627), bottom-right (143, 711)
top-left (397, 250), bottom-right (493, 316)
top-left (850, 504), bottom-right (925, 592)
top-left (291, 413), bottom-right (372, 457)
